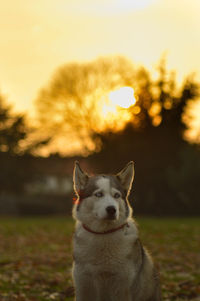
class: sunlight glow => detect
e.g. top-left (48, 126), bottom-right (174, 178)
top-left (66, 0), bottom-right (156, 15)
top-left (109, 87), bottom-right (136, 109)
top-left (94, 87), bottom-right (137, 134)
top-left (183, 99), bottom-right (200, 144)
top-left (102, 102), bottom-right (117, 117)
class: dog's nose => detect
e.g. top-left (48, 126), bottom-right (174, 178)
top-left (106, 206), bottom-right (116, 216)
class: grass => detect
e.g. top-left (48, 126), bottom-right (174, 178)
top-left (0, 216), bottom-right (199, 300)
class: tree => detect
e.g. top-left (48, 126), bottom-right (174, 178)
top-left (0, 94), bottom-right (27, 155)
top-left (0, 93), bottom-right (50, 193)
top-left (0, 93), bottom-right (51, 156)
top-left (35, 56), bottom-right (136, 155)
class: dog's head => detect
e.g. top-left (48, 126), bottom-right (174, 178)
top-left (73, 161), bottom-right (134, 226)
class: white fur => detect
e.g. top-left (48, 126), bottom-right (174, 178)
top-left (73, 218), bottom-right (139, 301)
top-left (92, 178), bottom-right (120, 220)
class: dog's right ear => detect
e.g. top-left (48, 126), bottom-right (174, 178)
top-left (116, 161), bottom-right (134, 195)
top-left (73, 161), bottom-right (89, 194)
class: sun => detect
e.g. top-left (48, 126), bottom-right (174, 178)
top-left (96, 87), bottom-right (136, 133)
top-left (109, 87), bottom-right (136, 109)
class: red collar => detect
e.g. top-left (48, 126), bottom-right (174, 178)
top-left (82, 222), bottom-right (129, 235)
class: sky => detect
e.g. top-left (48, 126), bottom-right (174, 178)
top-left (0, 0), bottom-right (200, 115)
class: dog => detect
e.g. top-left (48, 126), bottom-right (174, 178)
top-left (72, 161), bottom-right (162, 301)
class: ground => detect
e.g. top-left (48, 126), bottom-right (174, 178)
top-left (0, 217), bottom-right (199, 300)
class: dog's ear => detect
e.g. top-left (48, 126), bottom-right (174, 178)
top-left (116, 161), bottom-right (134, 195)
top-left (73, 161), bottom-right (89, 194)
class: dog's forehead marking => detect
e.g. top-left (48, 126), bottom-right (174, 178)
top-left (95, 175), bottom-right (124, 194)
top-left (96, 177), bottom-right (111, 192)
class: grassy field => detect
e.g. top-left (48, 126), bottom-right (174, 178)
top-left (0, 216), bottom-right (199, 301)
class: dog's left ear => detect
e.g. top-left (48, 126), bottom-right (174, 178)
top-left (116, 161), bottom-right (134, 195)
top-left (73, 161), bottom-right (89, 194)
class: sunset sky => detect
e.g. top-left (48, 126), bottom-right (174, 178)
top-left (0, 0), bottom-right (200, 115)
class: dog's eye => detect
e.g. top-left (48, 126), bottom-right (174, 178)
top-left (114, 192), bottom-right (121, 199)
top-left (95, 191), bottom-right (103, 198)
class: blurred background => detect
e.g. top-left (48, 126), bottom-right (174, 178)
top-left (1, 0), bottom-right (200, 216)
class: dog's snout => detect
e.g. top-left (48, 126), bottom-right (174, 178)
top-left (106, 206), bottom-right (116, 216)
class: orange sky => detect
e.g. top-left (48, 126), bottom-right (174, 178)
top-left (0, 0), bottom-right (200, 116)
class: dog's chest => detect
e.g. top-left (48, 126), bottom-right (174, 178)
top-left (74, 228), bottom-right (137, 274)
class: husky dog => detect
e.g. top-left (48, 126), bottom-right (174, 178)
top-left (72, 161), bottom-right (162, 301)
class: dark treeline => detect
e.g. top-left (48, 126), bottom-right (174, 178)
top-left (89, 118), bottom-right (200, 216)
top-left (0, 57), bottom-right (200, 216)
